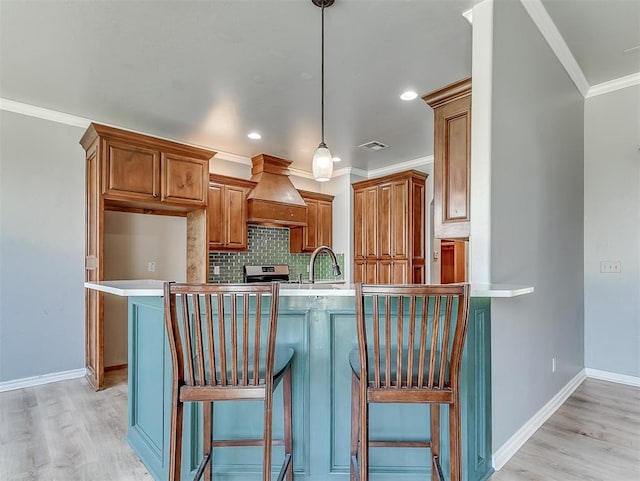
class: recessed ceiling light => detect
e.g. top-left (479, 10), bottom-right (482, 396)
top-left (400, 90), bottom-right (418, 101)
top-left (247, 132), bottom-right (262, 140)
top-left (332, 156), bottom-right (342, 162)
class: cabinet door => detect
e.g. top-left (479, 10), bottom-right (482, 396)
top-left (391, 260), bottom-right (409, 284)
top-left (353, 189), bottom-right (365, 259)
top-left (317, 200), bottom-right (333, 248)
top-left (391, 180), bottom-right (408, 258)
top-left (303, 198), bottom-right (319, 251)
top-left (103, 139), bottom-right (160, 201)
top-left (161, 153), bottom-right (208, 206)
top-left (433, 94), bottom-right (471, 239)
top-left (378, 183), bottom-right (392, 259)
top-left (225, 185), bottom-right (248, 250)
top-left (378, 260), bottom-right (392, 284)
top-left (354, 259), bottom-right (366, 283)
top-left (364, 186), bottom-right (378, 258)
top-left (365, 261), bottom-right (378, 284)
top-left (208, 183), bottom-right (224, 248)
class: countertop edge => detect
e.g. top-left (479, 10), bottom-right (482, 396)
top-left (85, 281), bottom-right (534, 298)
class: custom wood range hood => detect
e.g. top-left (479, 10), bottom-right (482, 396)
top-left (246, 154), bottom-right (308, 226)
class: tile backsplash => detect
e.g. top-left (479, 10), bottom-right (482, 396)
top-left (208, 225), bottom-right (344, 283)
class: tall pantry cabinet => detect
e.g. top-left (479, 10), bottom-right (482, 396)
top-left (352, 170), bottom-right (427, 284)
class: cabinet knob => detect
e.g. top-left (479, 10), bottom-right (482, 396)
top-left (153, 193), bottom-right (158, 198)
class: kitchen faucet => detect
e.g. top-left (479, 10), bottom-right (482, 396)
top-left (308, 246), bottom-right (341, 283)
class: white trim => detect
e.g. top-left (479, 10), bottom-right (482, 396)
top-left (288, 166), bottom-right (315, 180)
top-left (462, 8), bottom-right (473, 24)
top-left (0, 368), bottom-right (86, 393)
top-left (585, 368), bottom-right (640, 387)
top-left (492, 369), bottom-right (586, 471)
top-left (366, 155), bottom-right (433, 178)
top-left (520, 0), bottom-right (590, 97)
top-left (0, 98), bottom-right (92, 128)
top-left (347, 167), bottom-right (368, 179)
top-left (212, 151), bottom-right (252, 166)
top-left (330, 166), bottom-right (356, 178)
top-left (586, 72), bottom-right (640, 98)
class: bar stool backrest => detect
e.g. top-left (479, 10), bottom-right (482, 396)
top-left (354, 283), bottom-right (470, 391)
top-left (164, 282), bottom-right (280, 390)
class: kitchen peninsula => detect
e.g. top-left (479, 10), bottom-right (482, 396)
top-left (86, 280), bottom-right (532, 481)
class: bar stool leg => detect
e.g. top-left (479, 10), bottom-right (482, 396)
top-left (203, 402), bottom-right (212, 481)
top-left (359, 391), bottom-right (369, 481)
top-left (263, 393), bottom-right (274, 481)
top-left (168, 396), bottom-right (184, 481)
top-left (283, 367), bottom-right (293, 481)
top-left (430, 404), bottom-right (440, 467)
top-left (449, 402), bottom-right (461, 481)
top-left (350, 373), bottom-right (360, 481)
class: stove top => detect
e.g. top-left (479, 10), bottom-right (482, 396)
top-left (243, 265), bottom-right (290, 283)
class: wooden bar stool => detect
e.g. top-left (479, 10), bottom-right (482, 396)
top-left (350, 283), bottom-right (470, 481)
top-left (164, 282), bottom-right (294, 481)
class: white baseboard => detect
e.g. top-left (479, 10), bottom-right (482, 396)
top-left (492, 368), bottom-right (587, 471)
top-left (585, 368), bottom-right (640, 387)
top-left (0, 368), bottom-right (86, 393)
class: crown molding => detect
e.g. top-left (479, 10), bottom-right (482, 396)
top-left (520, 0), bottom-right (590, 97)
top-left (586, 72), bottom-right (640, 98)
top-left (366, 155), bottom-right (433, 178)
top-left (0, 98), bottom-right (91, 128)
top-left (1, 97), bottom-right (433, 180)
top-left (213, 151), bottom-right (252, 165)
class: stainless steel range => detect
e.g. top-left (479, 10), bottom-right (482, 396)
top-left (242, 265), bottom-right (290, 283)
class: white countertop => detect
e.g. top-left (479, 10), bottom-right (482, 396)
top-left (85, 280), bottom-right (534, 298)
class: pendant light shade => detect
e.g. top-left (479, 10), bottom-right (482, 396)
top-left (311, 0), bottom-right (334, 182)
top-left (312, 141), bottom-right (332, 181)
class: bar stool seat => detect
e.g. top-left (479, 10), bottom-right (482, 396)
top-left (350, 283), bottom-right (470, 481)
top-left (164, 281), bottom-right (294, 481)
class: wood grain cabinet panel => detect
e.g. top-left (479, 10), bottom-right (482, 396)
top-left (208, 175), bottom-right (255, 251)
top-left (79, 123), bottom-right (214, 390)
top-left (103, 140), bottom-right (160, 201)
top-left (290, 190), bottom-right (334, 253)
top-left (352, 170), bottom-right (426, 284)
top-left (423, 77), bottom-right (471, 239)
top-left (162, 153), bottom-right (208, 205)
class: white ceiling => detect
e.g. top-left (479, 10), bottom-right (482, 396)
top-left (1, 0), bottom-right (638, 175)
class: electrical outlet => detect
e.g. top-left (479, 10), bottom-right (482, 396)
top-left (600, 261), bottom-right (621, 273)
top-left (552, 357), bottom-right (556, 373)
top-left (148, 261), bottom-right (156, 273)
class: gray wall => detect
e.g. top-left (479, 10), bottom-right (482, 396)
top-left (0, 111), bottom-right (86, 382)
top-left (489, 1), bottom-right (585, 449)
top-left (584, 85), bottom-right (640, 377)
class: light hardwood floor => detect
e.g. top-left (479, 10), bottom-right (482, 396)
top-left (490, 378), bottom-right (640, 481)
top-left (0, 369), bottom-right (153, 481)
top-left (1, 374), bottom-right (638, 480)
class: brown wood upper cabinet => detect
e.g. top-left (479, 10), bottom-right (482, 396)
top-left (208, 174), bottom-right (256, 251)
top-left (79, 123), bottom-right (214, 390)
top-left (290, 190), bottom-right (334, 253)
top-left (423, 77), bottom-right (471, 239)
top-left (353, 170), bottom-right (426, 284)
top-left (84, 123), bottom-right (211, 209)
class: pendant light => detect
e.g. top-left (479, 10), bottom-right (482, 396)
top-left (312, 0), bottom-right (334, 182)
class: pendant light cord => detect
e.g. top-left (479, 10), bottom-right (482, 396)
top-left (321, 1), bottom-right (325, 144)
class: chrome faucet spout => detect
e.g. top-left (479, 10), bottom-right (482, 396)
top-left (308, 245), bottom-right (341, 283)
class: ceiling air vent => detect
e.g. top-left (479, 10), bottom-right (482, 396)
top-left (358, 140), bottom-right (388, 152)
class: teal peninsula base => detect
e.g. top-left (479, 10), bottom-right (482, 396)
top-left (125, 293), bottom-right (493, 481)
